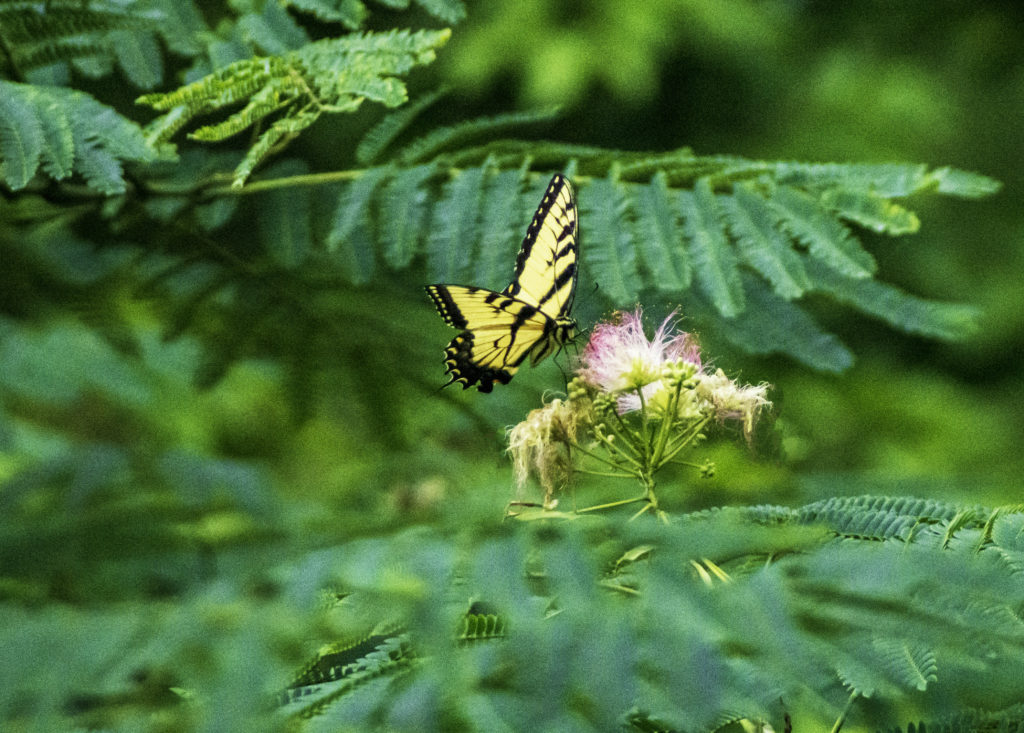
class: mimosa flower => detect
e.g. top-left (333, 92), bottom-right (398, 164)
top-left (580, 308), bottom-right (701, 393)
top-left (583, 308), bottom-right (770, 436)
top-left (506, 307), bottom-right (771, 513)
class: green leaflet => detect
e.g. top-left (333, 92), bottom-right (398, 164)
top-left (0, 81), bottom-right (154, 193)
top-left (472, 160), bottom-right (530, 286)
top-left (137, 29), bottom-right (451, 186)
top-left (680, 178), bottom-right (744, 317)
top-left (769, 183), bottom-right (877, 279)
top-left (633, 171), bottom-right (691, 292)
top-left (356, 88), bottom-right (447, 164)
top-left (585, 171), bottom-right (642, 304)
top-left (327, 166), bottom-right (394, 284)
top-left (723, 184), bottom-right (811, 299)
top-left (426, 166), bottom-right (487, 283)
top-left (380, 163), bottom-right (437, 269)
top-left (0, 0), bottom-right (164, 84)
top-left (804, 258), bottom-right (980, 340)
top-left (394, 106), bottom-right (562, 165)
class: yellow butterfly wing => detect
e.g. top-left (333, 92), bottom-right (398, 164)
top-left (425, 174), bottom-right (579, 392)
top-left (425, 285), bottom-right (555, 392)
top-left (505, 173), bottom-right (579, 319)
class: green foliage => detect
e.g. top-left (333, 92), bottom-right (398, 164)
top-left (259, 498), bottom-right (1024, 731)
top-left (0, 80), bottom-right (156, 193)
top-left (138, 28), bottom-right (451, 186)
top-left (0, 0), bottom-right (164, 85)
top-left (203, 152), bottom-right (989, 372)
top-left (393, 105), bottom-right (563, 164)
top-left (881, 709), bottom-right (1024, 733)
top-left (283, 0), bottom-right (466, 27)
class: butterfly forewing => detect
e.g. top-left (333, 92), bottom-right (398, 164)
top-left (505, 174), bottom-right (579, 318)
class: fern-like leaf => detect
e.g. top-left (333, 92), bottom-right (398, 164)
top-left (379, 163), bottom-right (437, 269)
top-left (722, 183), bottom-right (811, 300)
top-left (0, 88), bottom-right (43, 189)
top-left (686, 275), bottom-right (854, 372)
top-left (368, 0), bottom-right (467, 23)
top-left (883, 713), bottom-right (1024, 733)
top-left (285, 0), bottom-right (369, 30)
top-left (138, 29), bottom-right (450, 185)
top-left (768, 184), bottom-right (877, 279)
top-left (110, 28), bottom-right (164, 89)
top-left (426, 166), bottom-right (487, 282)
top-left (927, 166), bottom-right (1003, 198)
top-left (0, 81), bottom-right (155, 193)
top-left (797, 495), bottom-right (984, 541)
top-left (356, 88), bottom-right (446, 165)
top-left (819, 187), bottom-right (919, 235)
top-left (394, 107), bottom-right (562, 165)
top-left (680, 178), bottom-right (744, 317)
top-left (412, 0), bottom-right (467, 23)
top-left (232, 112), bottom-right (318, 188)
top-left (471, 160), bottom-right (530, 286)
top-left (237, 0), bottom-right (311, 55)
top-left (634, 170), bottom-right (691, 292)
top-left (0, 0), bottom-right (163, 83)
top-left (585, 171), bottom-right (642, 304)
top-left (987, 512), bottom-right (1024, 574)
top-left (458, 613), bottom-right (507, 642)
top-left (804, 258), bottom-right (980, 340)
top-left (189, 84), bottom-right (297, 142)
top-left (327, 166), bottom-right (394, 283)
top-left (871, 638), bottom-right (938, 692)
top-left (282, 633), bottom-right (414, 717)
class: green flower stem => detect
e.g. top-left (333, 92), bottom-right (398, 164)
top-left (572, 437), bottom-right (643, 474)
top-left (650, 376), bottom-right (685, 466)
top-left (575, 468), bottom-right (640, 480)
top-left (636, 385), bottom-right (651, 455)
top-left (575, 493), bottom-right (649, 513)
top-left (609, 402), bottom-right (645, 457)
top-left (829, 690), bottom-right (859, 733)
top-left (629, 502), bottom-right (654, 520)
top-left (593, 422), bottom-right (645, 470)
top-left (658, 415), bottom-right (712, 467)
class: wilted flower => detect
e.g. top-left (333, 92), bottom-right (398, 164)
top-left (506, 398), bottom-right (589, 506)
top-left (695, 368), bottom-right (771, 440)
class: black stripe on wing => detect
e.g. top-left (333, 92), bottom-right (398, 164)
top-left (425, 284), bottom-right (477, 329)
top-left (504, 173), bottom-right (579, 316)
top-left (442, 331), bottom-right (514, 393)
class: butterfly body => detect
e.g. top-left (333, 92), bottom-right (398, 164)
top-left (426, 174), bottom-right (579, 392)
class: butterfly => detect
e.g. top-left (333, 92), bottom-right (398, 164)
top-left (425, 173), bottom-right (579, 392)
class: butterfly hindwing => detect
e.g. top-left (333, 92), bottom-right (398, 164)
top-left (425, 174), bottom-right (579, 392)
top-left (425, 285), bottom-right (556, 392)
